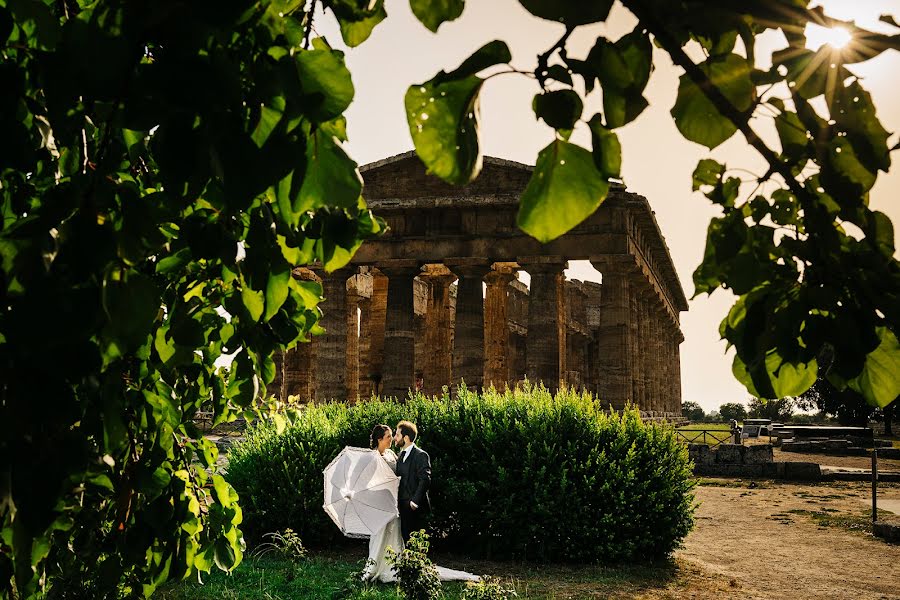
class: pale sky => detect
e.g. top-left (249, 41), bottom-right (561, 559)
top-left (316, 0), bottom-right (900, 412)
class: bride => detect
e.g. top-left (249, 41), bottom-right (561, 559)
top-left (363, 424), bottom-right (479, 584)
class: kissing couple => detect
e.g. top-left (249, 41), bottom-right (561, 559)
top-left (363, 420), bottom-right (478, 584)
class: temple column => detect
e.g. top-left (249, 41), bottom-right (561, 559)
top-left (649, 306), bottom-right (664, 414)
top-left (449, 261), bottom-right (490, 392)
top-left (380, 263), bottom-right (419, 400)
top-left (360, 270), bottom-right (387, 397)
top-left (346, 277), bottom-right (361, 403)
top-left (483, 265), bottom-right (518, 390)
top-left (592, 259), bottom-right (632, 410)
top-left (420, 265), bottom-right (456, 396)
top-left (671, 327), bottom-right (684, 413)
top-left (316, 267), bottom-right (355, 402)
top-left (522, 259), bottom-right (567, 392)
top-left (283, 268), bottom-right (320, 402)
top-left (628, 282), bottom-right (642, 409)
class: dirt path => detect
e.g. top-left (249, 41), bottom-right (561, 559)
top-left (678, 482), bottom-right (900, 599)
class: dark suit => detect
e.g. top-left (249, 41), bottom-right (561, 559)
top-left (395, 445), bottom-right (431, 542)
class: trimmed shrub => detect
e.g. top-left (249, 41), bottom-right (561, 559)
top-left (227, 386), bottom-right (695, 563)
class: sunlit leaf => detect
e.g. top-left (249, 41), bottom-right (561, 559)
top-left (410, 0), bottom-right (464, 32)
top-left (517, 140), bottom-right (609, 243)
top-left (671, 53), bottom-right (754, 149)
top-left (847, 327), bottom-right (900, 408)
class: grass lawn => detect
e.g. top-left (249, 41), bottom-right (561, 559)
top-left (156, 551), bottom-right (698, 599)
top-left (676, 423), bottom-right (731, 431)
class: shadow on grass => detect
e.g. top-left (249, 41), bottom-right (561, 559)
top-left (157, 550), bottom-right (690, 600)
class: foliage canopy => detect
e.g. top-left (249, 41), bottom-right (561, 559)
top-left (1, 0), bottom-right (899, 596)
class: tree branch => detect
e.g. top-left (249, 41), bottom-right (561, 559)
top-left (536, 26), bottom-right (575, 90)
top-left (303, 0), bottom-right (318, 50)
top-left (626, 2), bottom-right (808, 201)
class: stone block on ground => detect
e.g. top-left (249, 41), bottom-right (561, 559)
top-left (715, 444), bottom-right (744, 464)
top-left (782, 461), bottom-right (821, 481)
top-left (873, 522), bottom-right (900, 544)
top-left (688, 444), bottom-right (713, 467)
top-left (744, 444), bottom-right (774, 464)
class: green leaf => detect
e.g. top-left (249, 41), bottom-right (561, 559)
top-left (847, 327), bottom-right (900, 408)
top-left (295, 47), bottom-right (354, 123)
top-left (517, 140), bottom-right (609, 243)
top-left (251, 99), bottom-right (285, 148)
top-left (603, 87), bottom-right (648, 129)
top-left (832, 81), bottom-right (891, 174)
top-left (406, 76), bottom-right (483, 185)
top-left (692, 159), bottom-right (725, 190)
top-left (518, 0), bottom-right (613, 26)
top-left (615, 30), bottom-right (652, 92)
top-left (533, 90), bottom-right (583, 131)
top-left (733, 351), bottom-right (818, 400)
top-left (335, 1), bottom-right (387, 46)
top-left (587, 115), bottom-right (621, 179)
top-left (405, 41), bottom-right (511, 184)
top-left (297, 128), bottom-right (362, 213)
top-left (440, 40), bottom-right (511, 82)
top-left (290, 278), bottom-right (324, 308)
top-left (410, 0), bottom-right (464, 33)
top-left (241, 279), bottom-right (265, 322)
top-left (264, 260), bottom-right (291, 321)
top-left (824, 136), bottom-right (876, 195)
top-left (156, 248), bottom-right (192, 275)
top-left (774, 109), bottom-right (808, 160)
top-left (866, 210), bottom-right (895, 258)
top-left (671, 53), bottom-right (754, 149)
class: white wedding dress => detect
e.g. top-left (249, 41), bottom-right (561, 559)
top-left (363, 448), bottom-right (479, 584)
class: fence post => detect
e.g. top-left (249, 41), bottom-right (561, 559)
top-left (872, 446), bottom-right (878, 524)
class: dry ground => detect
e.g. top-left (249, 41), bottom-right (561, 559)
top-left (677, 481), bottom-right (900, 599)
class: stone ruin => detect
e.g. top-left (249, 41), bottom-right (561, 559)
top-left (270, 152), bottom-right (688, 420)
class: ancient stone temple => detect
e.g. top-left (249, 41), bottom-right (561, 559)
top-left (271, 152), bottom-right (688, 420)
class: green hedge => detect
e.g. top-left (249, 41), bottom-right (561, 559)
top-left (226, 386), bottom-right (695, 562)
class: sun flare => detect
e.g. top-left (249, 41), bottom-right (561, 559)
top-left (805, 24), bottom-right (852, 50)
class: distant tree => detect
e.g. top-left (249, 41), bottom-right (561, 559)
top-left (681, 401), bottom-right (706, 422)
top-left (705, 411), bottom-right (721, 423)
top-left (718, 403), bottom-right (747, 423)
top-left (747, 397), bottom-right (794, 421)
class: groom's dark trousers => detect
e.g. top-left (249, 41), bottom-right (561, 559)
top-left (396, 445), bottom-right (432, 542)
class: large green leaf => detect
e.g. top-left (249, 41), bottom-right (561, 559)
top-left (518, 0), bottom-right (613, 26)
top-left (294, 45), bottom-right (354, 123)
top-left (297, 128), bottom-right (362, 213)
top-left (410, 0), bottom-right (464, 32)
top-left (732, 351), bottom-right (818, 400)
top-left (330, 0), bottom-right (387, 46)
top-left (832, 81), bottom-right (891, 174)
top-left (264, 260), bottom-right (291, 322)
top-left (847, 327), bottom-right (900, 408)
top-left (241, 279), bottom-right (265, 322)
top-left (406, 41), bottom-right (510, 184)
top-left (517, 140), bottom-right (609, 243)
top-left (405, 76), bottom-right (482, 183)
top-left (671, 53), bottom-right (754, 149)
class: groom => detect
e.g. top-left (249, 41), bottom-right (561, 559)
top-left (393, 420), bottom-right (431, 542)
